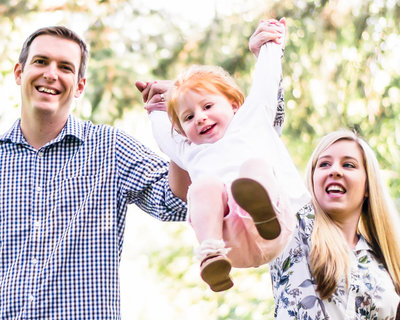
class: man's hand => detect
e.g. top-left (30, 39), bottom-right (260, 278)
top-left (135, 80), bottom-right (173, 113)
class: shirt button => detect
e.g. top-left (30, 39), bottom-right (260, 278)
top-left (36, 186), bottom-right (42, 192)
top-left (38, 151), bottom-right (44, 157)
top-left (33, 221), bottom-right (41, 228)
top-left (32, 258), bottom-right (38, 264)
top-left (28, 294), bottom-right (34, 301)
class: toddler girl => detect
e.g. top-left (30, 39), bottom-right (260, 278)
top-left (147, 19), bottom-right (310, 291)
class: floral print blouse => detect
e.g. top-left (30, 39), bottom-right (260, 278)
top-left (269, 204), bottom-right (400, 319)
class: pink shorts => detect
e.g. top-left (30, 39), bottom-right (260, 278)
top-left (221, 186), bottom-right (294, 268)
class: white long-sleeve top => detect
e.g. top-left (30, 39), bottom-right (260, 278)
top-left (149, 41), bottom-right (310, 214)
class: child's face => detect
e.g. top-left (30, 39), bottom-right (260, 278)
top-left (176, 89), bottom-right (238, 145)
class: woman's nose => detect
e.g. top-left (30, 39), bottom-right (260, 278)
top-left (329, 164), bottom-right (343, 178)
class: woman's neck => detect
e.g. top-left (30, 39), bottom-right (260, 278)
top-left (334, 216), bottom-right (360, 249)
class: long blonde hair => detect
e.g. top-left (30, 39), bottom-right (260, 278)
top-left (306, 129), bottom-right (400, 299)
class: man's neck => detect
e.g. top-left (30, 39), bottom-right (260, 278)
top-left (20, 112), bottom-right (68, 150)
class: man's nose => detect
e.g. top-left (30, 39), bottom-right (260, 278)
top-left (43, 63), bottom-right (58, 81)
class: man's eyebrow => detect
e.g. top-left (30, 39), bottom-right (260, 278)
top-left (30, 55), bottom-right (76, 70)
top-left (59, 60), bottom-right (76, 70)
top-left (30, 54), bottom-right (47, 61)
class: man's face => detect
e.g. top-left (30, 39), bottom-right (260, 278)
top-left (14, 34), bottom-right (86, 122)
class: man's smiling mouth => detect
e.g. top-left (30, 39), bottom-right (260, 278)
top-left (37, 86), bottom-right (59, 95)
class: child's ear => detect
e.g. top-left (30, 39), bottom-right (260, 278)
top-left (173, 126), bottom-right (185, 137)
top-left (232, 101), bottom-right (239, 114)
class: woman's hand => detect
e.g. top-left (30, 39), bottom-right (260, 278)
top-left (249, 17), bottom-right (286, 57)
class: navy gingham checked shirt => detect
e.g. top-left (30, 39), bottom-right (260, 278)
top-left (0, 115), bottom-right (187, 319)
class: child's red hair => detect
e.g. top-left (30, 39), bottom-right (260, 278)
top-left (167, 65), bottom-right (244, 134)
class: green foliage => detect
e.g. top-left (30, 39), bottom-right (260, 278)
top-left (1, 0), bottom-right (400, 318)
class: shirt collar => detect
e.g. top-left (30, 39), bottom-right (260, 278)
top-left (354, 234), bottom-right (373, 253)
top-left (0, 119), bottom-right (23, 144)
top-left (0, 115), bottom-right (85, 147)
top-left (59, 114), bottom-right (85, 144)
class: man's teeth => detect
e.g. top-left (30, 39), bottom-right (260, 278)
top-left (38, 87), bottom-right (57, 94)
top-left (327, 185), bottom-right (345, 193)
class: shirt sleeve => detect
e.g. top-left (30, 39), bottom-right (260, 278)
top-left (148, 111), bottom-right (187, 170)
top-left (115, 129), bottom-right (187, 221)
top-left (245, 41), bottom-right (284, 124)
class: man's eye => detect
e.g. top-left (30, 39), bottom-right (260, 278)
top-left (34, 59), bottom-right (45, 65)
top-left (61, 65), bottom-right (73, 72)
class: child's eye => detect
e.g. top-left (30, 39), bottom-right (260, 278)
top-left (204, 104), bottom-right (212, 110)
top-left (184, 114), bottom-right (194, 121)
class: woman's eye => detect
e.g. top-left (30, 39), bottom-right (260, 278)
top-left (318, 161), bottom-right (330, 168)
top-left (343, 162), bottom-right (355, 168)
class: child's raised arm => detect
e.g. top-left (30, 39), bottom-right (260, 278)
top-left (249, 18), bottom-right (286, 57)
top-left (244, 18), bottom-right (286, 127)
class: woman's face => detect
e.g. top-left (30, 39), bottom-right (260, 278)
top-left (313, 139), bottom-right (368, 221)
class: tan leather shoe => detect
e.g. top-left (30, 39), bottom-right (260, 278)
top-left (200, 255), bottom-right (233, 292)
top-left (231, 177), bottom-right (281, 240)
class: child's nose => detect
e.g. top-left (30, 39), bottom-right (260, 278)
top-left (196, 112), bottom-right (207, 124)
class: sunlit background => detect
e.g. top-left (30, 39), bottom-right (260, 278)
top-left (1, 0), bottom-right (399, 319)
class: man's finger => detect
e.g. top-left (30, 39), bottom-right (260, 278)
top-left (135, 80), bottom-right (147, 92)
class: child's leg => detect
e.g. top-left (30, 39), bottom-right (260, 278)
top-left (231, 158), bottom-right (284, 240)
top-left (189, 177), bottom-right (228, 242)
top-left (188, 177), bottom-right (233, 292)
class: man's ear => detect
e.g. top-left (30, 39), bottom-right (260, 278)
top-left (74, 77), bottom-right (86, 98)
top-left (14, 63), bottom-right (23, 85)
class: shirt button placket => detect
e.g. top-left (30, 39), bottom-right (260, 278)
top-left (27, 149), bottom-right (45, 313)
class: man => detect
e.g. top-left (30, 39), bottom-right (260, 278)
top-left (0, 26), bottom-right (189, 319)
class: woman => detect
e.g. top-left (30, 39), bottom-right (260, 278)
top-left (270, 130), bottom-right (400, 319)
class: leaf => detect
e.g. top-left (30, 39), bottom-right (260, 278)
top-left (299, 295), bottom-right (319, 309)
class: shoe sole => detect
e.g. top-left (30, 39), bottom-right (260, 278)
top-left (200, 256), bottom-right (233, 292)
top-left (231, 178), bottom-right (281, 240)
